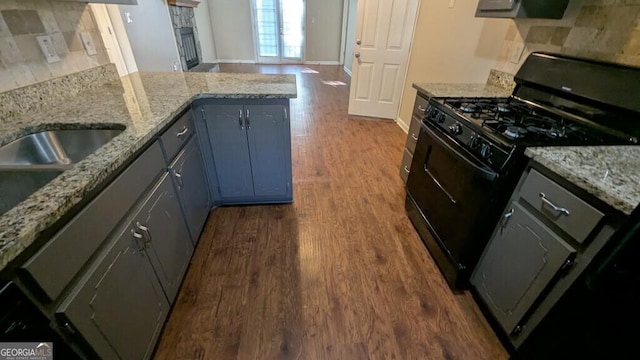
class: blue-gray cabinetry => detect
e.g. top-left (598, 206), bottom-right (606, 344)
top-left (56, 213), bottom-right (170, 360)
top-left (169, 136), bottom-right (211, 244)
top-left (197, 99), bottom-right (292, 204)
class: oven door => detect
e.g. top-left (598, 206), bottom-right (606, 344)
top-left (407, 121), bottom-right (498, 267)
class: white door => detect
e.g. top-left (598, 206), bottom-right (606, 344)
top-left (348, 0), bottom-right (420, 119)
top-left (253, 0), bottom-right (305, 64)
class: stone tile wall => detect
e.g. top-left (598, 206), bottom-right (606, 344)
top-left (494, 0), bottom-right (640, 75)
top-left (0, 0), bottom-right (109, 93)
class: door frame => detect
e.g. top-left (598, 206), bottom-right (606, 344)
top-left (90, 4), bottom-right (128, 76)
top-left (249, 0), bottom-right (306, 64)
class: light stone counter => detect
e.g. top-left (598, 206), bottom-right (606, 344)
top-left (0, 67), bottom-right (297, 271)
top-left (412, 83), bottom-right (512, 99)
top-left (525, 147), bottom-right (640, 215)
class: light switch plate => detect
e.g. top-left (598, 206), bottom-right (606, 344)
top-left (36, 35), bottom-right (61, 64)
top-left (79, 32), bottom-right (97, 56)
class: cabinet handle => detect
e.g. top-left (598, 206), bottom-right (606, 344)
top-left (136, 222), bottom-right (152, 245)
top-left (539, 192), bottom-right (570, 216)
top-left (411, 133), bottom-right (418, 141)
top-left (174, 170), bottom-right (184, 188)
top-left (284, 107), bottom-right (288, 120)
top-left (246, 109), bottom-right (251, 129)
top-left (418, 105), bottom-right (426, 112)
top-left (131, 230), bottom-right (146, 251)
top-left (403, 165), bottom-right (410, 173)
top-left (500, 208), bottom-right (514, 235)
top-left (238, 109), bottom-right (244, 129)
top-left (176, 126), bottom-right (189, 138)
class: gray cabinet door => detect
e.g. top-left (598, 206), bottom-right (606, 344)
top-left (245, 105), bottom-right (292, 200)
top-left (471, 202), bottom-right (575, 334)
top-left (135, 172), bottom-right (194, 303)
top-left (170, 136), bottom-right (212, 244)
top-left (203, 104), bottom-right (255, 200)
top-left (57, 223), bottom-right (169, 360)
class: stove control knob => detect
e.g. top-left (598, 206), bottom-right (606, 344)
top-left (434, 112), bottom-right (445, 123)
top-left (448, 122), bottom-right (462, 135)
top-left (469, 135), bottom-right (482, 149)
top-left (480, 143), bottom-right (492, 159)
top-left (425, 106), bottom-right (435, 119)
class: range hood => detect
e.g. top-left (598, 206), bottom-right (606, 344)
top-left (476, 0), bottom-right (569, 19)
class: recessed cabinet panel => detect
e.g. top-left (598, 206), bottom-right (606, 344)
top-left (170, 136), bottom-right (211, 244)
top-left (57, 224), bottom-right (169, 360)
top-left (22, 141), bottom-right (164, 301)
top-left (204, 104), bottom-right (255, 199)
top-left (245, 105), bottom-right (292, 199)
top-left (134, 172), bottom-right (193, 303)
top-left (471, 202), bottom-right (575, 333)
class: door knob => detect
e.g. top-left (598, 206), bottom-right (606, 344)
top-left (356, 39), bottom-right (361, 45)
top-left (355, 52), bottom-right (360, 58)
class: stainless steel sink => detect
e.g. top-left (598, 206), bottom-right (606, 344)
top-left (0, 129), bottom-right (124, 166)
top-left (0, 168), bottom-right (64, 215)
top-left (0, 128), bottom-right (125, 216)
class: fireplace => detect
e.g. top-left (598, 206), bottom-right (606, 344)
top-left (169, 6), bottom-right (201, 71)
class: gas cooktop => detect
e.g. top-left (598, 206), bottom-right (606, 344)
top-left (436, 97), bottom-right (638, 147)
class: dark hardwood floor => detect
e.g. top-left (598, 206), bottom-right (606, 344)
top-left (154, 64), bottom-right (507, 359)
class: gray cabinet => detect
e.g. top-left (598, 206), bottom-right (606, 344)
top-left (169, 136), bottom-right (211, 244)
top-left (57, 220), bottom-right (169, 360)
top-left (133, 172), bottom-right (193, 303)
top-left (200, 101), bottom-right (292, 203)
top-left (471, 202), bottom-right (575, 334)
top-left (399, 93), bottom-right (428, 183)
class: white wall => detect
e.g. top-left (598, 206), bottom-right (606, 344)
top-left (343, 0), bottom-right (357, 73)
top-left (397, 0), bottom-right (510, 129)
top-left (208, 0), bottom-right (255, 62)
top-left (305, 0), bottom-right (343, 63)
top-left (195, 0), bottom-right (217, 62)
top-left (118, 0), bottom-right (181, 72)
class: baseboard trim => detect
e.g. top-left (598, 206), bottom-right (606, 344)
top-left (396, 117), bottom-right (409, 133)
top-left (216, 59), bottom-right (256, 64)
top-left (343, 66), bottom-right (352, 77)
top-left (304, 61), bottom-right (340, 65)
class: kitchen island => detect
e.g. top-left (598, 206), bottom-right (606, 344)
top-left (0, 64), bottom-right (296, 273)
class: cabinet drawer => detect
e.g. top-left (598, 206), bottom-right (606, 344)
top-left (399, 148), bottom-right (413, 183)
top-left (404, 115), bottom-right (421, 154)
top-left (21, 142), bottom-right (165, 301)
top-left (520, 169), bottom-right (604, 243)
top-left (160, 109), bottom-right (194, 161)
top-left (412, 94), bottom-right (428, 118)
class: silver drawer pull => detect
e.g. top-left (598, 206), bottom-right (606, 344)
top-left (403, 165), bottom-right (410, 173)
top-left (539, 192), bottom-right (570, 216)
top-left (176, 127), bottom-right (189, 137)
top-left (418, 105), bottom-right (426, 112)
top-left (411, 133), bottom-right (418, 141)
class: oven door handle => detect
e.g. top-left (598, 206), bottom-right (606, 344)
top-left (421, 123), bottom-right (498, 181)
top-left (423, 165), bottom-right (457, 204)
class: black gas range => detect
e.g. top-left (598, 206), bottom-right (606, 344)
top-left (406, 52), bottom-right (640, 290)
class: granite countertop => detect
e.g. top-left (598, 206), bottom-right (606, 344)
top-left (412, 83), bottom-right (512, 98)
top-left (525, 147), bottom-right (640, 215)
top-left (0, 71), bottom-right (297, 271)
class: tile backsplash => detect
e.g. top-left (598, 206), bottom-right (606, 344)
top-left (495, 0), bottom-right (640, 74)
top-left (0, 0), bottom-right (109, 93)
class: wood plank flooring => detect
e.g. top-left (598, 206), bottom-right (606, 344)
top-left (153, 64), bottom-right (507, 360)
